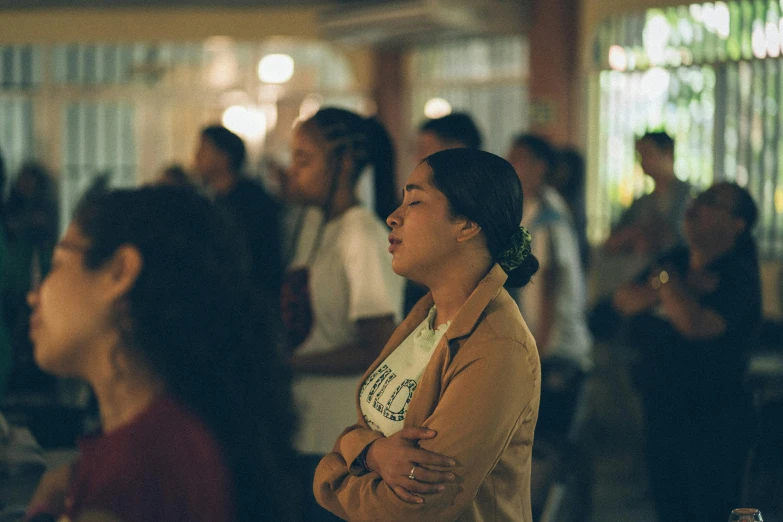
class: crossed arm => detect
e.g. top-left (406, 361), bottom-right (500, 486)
top-left (314, 339), bottom-right (539, 522)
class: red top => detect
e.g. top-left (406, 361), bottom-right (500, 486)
top-left (65, 396), bottom-right (235, 522)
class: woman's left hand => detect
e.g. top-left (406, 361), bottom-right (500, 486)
top-left (365, 426), bottom-right (456, 504)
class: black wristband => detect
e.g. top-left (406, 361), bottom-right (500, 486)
top-left (355, 444), bottom-right (371, 473)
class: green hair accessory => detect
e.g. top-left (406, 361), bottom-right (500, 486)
top-left (497, 226), bottom-right (532, 273)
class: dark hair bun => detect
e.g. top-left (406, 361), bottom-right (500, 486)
top-left (504, 253), bottom-right (539, 288)
top-left (426, 148), bottom-right (539, 289)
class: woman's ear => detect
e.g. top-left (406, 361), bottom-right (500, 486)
top-left (103, 245), bottom-right (143, 302)
top-left (455, 219), bottom-right (482, 243)
top-left (732, 217), bottom-right (748, 237)
top-left (339, 152), bottom-right (356, 184)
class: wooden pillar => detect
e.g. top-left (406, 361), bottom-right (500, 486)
top-left (372, 46), bottom-right (408, 192)
top-left (528, 0), bottom-right (581, 145)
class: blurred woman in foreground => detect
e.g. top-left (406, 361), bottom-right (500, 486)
top-left (25, 186), bottom-right (297, 522)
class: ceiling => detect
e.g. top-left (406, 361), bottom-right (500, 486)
top-left (0, 0), bottom-right (526, 45)
top-left (0, 0), bottom-right (379, 7)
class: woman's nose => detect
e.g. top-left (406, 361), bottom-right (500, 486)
top-left (386, 206), bottom-right (402, 228)
top-left (26, 287), bottom-right (39, 308)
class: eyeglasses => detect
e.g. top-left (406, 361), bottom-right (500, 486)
top-left (692, 190), bottom-right (735, 215)
top-left (56, 240), bottom-right (89, 254)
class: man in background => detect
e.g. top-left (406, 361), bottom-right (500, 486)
top-left (415, 112), bottom-right (483, 161)
top-left (604, 131), bottom-right (691, 260)
top-left (589, 131), bottom-right (692, 340)
top-left (195, 125), bottom-right (283, 302)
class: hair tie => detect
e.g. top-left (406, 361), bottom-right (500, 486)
top-left (497, 226), bottom-right (532, 273)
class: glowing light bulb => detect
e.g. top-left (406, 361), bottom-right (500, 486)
top-left (222, 105), bottom-right (267, 140)
top-left (423, 98), bottom-right (452, 119)
top-left (257, 54), bottom-right (295, 84)
top-left (608, 45), bottom-right (628, 71)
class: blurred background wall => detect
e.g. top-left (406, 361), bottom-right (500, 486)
top-left (0, 0), bottom-right (781, 317)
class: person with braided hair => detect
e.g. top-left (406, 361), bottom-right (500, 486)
top-left (282, 107), bottom-right (405, 521)
top-left (314, 148), bottom-right (541, 521)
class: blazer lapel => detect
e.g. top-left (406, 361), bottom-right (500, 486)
top-left (403, 264), bottom-right (509, 428)
top-left (444, 264), bottom-right (508, 342)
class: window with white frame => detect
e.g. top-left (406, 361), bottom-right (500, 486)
top-left (408, 35), bottom-right (529, 160)
top-left (591, 1), bottom-right (783, 259)
top-left (0, 40), bottom-right (367, 232)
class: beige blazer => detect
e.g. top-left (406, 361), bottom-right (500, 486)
top-left (314, 264), bottom-right (541, 522)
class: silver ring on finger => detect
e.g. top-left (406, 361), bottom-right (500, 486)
top-left (408, 465), bottom-right (417, 481)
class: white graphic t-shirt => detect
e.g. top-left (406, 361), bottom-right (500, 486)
top-left (359, 306), bottom-right (450, 436)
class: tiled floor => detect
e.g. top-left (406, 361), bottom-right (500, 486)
top-left (582, 340), bottom-right (658, 522)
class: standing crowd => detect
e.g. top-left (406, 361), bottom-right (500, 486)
top-left (0, 104), bottom-right (764, 522)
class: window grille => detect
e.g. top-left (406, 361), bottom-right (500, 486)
top-left (61, 101), bottom-right (136, 225)
top-left (0, 46), bottom-right (40, 191)
top-left (0, 96), bottom-right (34, 188)
top-left (0, 40), bottom-right (363, 232)
top-left (591, 1), bottom-right (783, 259)
top-left (408, 35), bottom-right (529, 157)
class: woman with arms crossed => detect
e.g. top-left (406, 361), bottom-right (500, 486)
top-left (314, 148), bottom-right (541, 521)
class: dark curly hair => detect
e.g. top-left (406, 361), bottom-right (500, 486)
top-left (425, 148), bottom-right (539, 288)
top-left (73, 185), bottom-right (298, 522)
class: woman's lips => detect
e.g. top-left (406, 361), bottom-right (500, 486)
top-left (28, 314), bottom-right (40, 337)
top-left (388, 235), bottom-right (401, 253)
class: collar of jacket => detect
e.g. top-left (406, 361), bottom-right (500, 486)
top-left (373, 263), bottom-right (507, 369)
top-left (354, 263), bottom-right (510, 430)
top-left (445, 263), bottom-right (508, 341)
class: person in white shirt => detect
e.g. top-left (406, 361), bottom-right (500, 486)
top-left (282, 107), bottom-right (404, 522)
top-left (508, 134), bottom-right (592, 440)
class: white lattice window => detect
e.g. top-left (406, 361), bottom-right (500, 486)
top-left (408, 35), bottom-right (529, 158)
top-left (0, 40), bottom-right (366, 232)
top-left (590, 1), bottom-right (783, 259)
